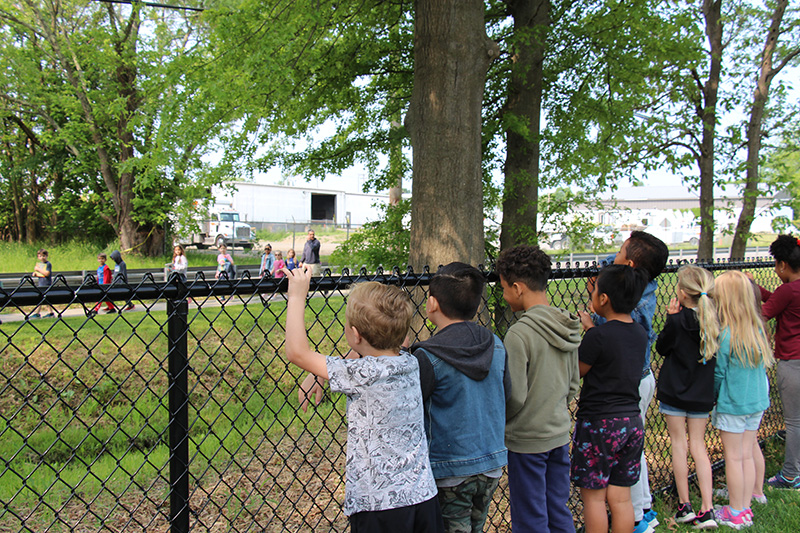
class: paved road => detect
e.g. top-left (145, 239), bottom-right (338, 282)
top-left (0, 294), bottom-right (277, 324)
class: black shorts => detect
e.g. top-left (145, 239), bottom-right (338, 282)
top-left (349, 495), bottom-right (444, 533)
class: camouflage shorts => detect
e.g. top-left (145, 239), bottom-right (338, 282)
top-left (437, 474), bottom-right (501, 533)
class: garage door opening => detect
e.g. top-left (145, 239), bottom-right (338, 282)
top-left (311, 193), bottom-right (336, 222)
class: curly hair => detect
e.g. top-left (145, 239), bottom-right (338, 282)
top-left (769, 234), bottom-right (800, 271)
top-left (496, 245), bottom-right (552, 292)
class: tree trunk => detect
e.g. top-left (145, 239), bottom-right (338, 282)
top-left (407, 0), bottom-right (499, 270)
top-left (730, 0), bottom-right (792, 259)
top-left (697, 0), bottom-right (723, 262)
top-left (499, 0), bottom-right (550, 251)
top-left (389, 117), bottom-right (404, 206)
top-left (25, 169), bottom-right (38, 244)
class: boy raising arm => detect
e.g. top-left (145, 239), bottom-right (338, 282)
top-left (283, 265), bottom-right (444, 532)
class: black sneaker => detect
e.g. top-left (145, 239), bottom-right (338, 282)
top-left (676, 502), bottom-right (696, 524)
top-left (692, 509), bottom-right (717, 529)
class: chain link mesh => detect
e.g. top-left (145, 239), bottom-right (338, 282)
top-left (0, 258), bottom-right (783, 531)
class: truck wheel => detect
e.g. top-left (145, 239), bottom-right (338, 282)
top-left (215, 235), bottom-right (226, 248)
top-left (689, 237), bottom-right (699, 246)
top-left (195, 243), bottom-right (207, 250)
top-left (242, 243), bottom-right (253, 250)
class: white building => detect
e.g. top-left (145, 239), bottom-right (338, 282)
top-left (215, 182), bottom-right (390, 229)
top-left (595, 186), bottom-right (788, 243)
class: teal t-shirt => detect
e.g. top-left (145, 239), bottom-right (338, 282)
top-left (714, 327), bottom-right (770, 415)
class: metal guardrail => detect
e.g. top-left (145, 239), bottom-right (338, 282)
top-left (0, 258), bottom-right (784, 531)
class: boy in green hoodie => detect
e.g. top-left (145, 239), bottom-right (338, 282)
top-left (496, 245), bottom-right (582, 533)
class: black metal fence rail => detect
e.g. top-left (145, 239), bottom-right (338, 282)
top-left (0, 258), bottom-right (783, 532)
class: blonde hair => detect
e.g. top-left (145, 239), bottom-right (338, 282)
top-left (714, 271), bottom-right (774, 368)
top-left (345, 282), bottom-right (413, 351)
top-left (275, 251), bottom-right (283, 259)
top-left (677, 265), bottom-right (720, 361)
top-left (172, 244), bottom-right (185, 260)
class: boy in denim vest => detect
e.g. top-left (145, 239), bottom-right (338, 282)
top-left (409, 262), bottom-right (509, 532)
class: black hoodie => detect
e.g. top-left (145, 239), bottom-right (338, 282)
top-left (411, 321), bottom-right (510, 401)
top-left (110, 250), bottom-right (128, 283)
top-left (656, 306), bottom-right (717, 412)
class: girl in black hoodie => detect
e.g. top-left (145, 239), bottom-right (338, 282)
top-left (655, 265), bottom-right (720, 529)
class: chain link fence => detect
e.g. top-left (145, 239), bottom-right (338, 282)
top-left (0, 258), bottom-right (783, 532)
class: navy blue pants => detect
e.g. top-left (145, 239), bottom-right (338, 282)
top-left (508, 445), bottom-right (575, 533)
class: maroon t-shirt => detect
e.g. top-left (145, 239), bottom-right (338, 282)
top-left (760, 279), bottom-right (800, 360)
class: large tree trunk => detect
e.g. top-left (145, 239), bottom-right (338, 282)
top-left (730, 0), bottom-right (795, 259)
top-left (697, 0), bottom-right (723, 262)
top-left (499, 0), bottom-right (550, 251)
top-left (407, 0), bottom-right (499, 270)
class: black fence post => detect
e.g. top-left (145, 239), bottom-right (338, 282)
top-left (167, 297), bottom-right (190, 533)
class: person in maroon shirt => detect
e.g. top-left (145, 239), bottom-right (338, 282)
top-left (757, 234), bottom-right (800, 489)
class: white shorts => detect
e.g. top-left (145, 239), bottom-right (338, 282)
top-left (712, 409), bottom-right (764, 433)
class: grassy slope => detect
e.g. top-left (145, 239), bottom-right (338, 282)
top-left (0, 296), bottom-right (349, 530)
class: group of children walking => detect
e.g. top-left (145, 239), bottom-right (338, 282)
top-left (89, 249), bottom-right (135, 315)
top-left (280, 231), bottom-right (800, 533)
top-left (27, 247), bottom-right (135, 318)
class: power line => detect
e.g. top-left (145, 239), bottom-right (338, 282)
top-left (90, 0), bottom-right (204, 13)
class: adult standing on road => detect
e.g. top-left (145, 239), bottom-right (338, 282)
top-left (301, 230), bottom-right (321, 275)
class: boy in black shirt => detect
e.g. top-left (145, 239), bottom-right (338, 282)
top-left (572, 264), bottom-right (649, 533)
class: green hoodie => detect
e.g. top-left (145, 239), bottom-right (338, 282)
top-left (505, 305), bottom-right (582, 454)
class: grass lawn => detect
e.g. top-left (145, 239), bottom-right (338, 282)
top-left (0, 240), bottom-right (228, 272)
top-left (652, 437), bottom-right (800, 532)
top-left (0, 294), bottom-right (352, 531)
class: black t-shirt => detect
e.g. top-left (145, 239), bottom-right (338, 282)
top-left (577, 320), bottom-right (647, 419)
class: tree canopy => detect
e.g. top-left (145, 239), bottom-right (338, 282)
top-left (2, 0), bottom-right (798, 262)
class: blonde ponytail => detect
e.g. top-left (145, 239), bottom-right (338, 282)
top-left (677, 265), bottom-right (720, 361)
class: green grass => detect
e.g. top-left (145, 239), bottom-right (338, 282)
top-left (256, 229), bottom-right (291, 242)
top-left (0, 240), bottom-right (225, 272)
top-left (0, 295), bottom-right (351, 530)
top-left (652, 438), bottom-right (800, 532)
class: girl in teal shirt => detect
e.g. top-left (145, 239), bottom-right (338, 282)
top-left (712, 271), bottom-right (773, 529)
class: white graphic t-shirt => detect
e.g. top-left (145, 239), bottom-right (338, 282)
top-left (326, 352), bottom-right (438, 516)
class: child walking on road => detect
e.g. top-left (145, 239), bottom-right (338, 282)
top-left (91, 253), bottom-right (115, 316)
top-left (31, 249), bottom-right (55, 319)
top-left (655, 265), bottom-right (719, 528)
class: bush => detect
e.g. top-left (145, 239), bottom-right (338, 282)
top-left (329, 200), bottom-right (410, 270)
